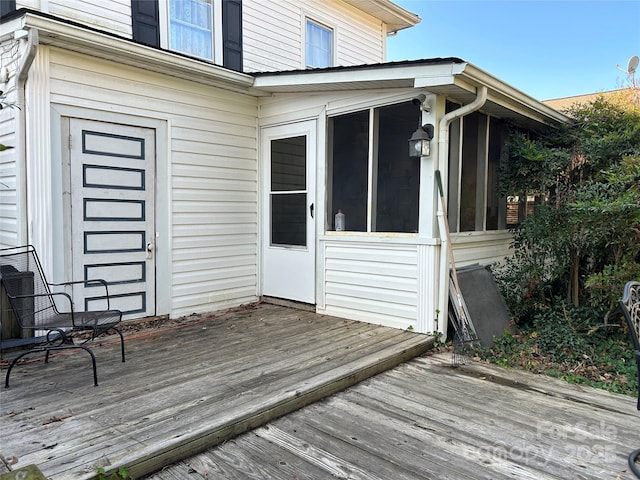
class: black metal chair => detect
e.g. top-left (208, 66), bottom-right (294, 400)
top-left (620, 280), bottom-right (640, 478)
top-left (0, 245), bottom-right (125, 387)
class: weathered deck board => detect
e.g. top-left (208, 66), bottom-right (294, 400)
top-left (152, 352), bottom-right (638, 480)
top-left (0, 303), bottom-right (434, 480)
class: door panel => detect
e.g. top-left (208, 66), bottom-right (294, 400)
top-left (69, 119), bottom-right (156, 319)
top-left (262, 122), bottom-right (316, 303)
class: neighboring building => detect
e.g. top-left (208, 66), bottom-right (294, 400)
top-left (0, 0), bottom-right (568, 337)
top-left (544, 87), bottom-right (639, 111)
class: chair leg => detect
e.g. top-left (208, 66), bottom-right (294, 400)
top-left (629, 449), bottom-right (640, 478)
top-left (114, 326), bottom-right (125, 362)
top-left (5, 351), bottom-right (33, 388)
top-left (5, 345), bottom-right (98, 387)
top-left (637, 369), bottom-right (640, 410)
top-left (95, 326), bottom-right (125, 362)
top-left (78, 344), bottom-right (99, 386)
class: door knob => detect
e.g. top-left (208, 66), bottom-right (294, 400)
top-left (146, 242), bottom-right (154, 259)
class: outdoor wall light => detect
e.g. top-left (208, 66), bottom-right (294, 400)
top-left (408, 123), bottom-right (434, 159)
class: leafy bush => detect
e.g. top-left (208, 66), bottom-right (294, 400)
top-left (476, 301), bottom-right (638, 396)
top-left (482, 96), bottom-right (640, 396)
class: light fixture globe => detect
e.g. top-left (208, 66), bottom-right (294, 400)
top-left (408, 124), bottom-right (434, 159)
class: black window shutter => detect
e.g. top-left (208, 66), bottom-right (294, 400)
top-left (222, 0), bottom-right (243, 72)
top-left (131, 0), bottom-right (160, 48)
top-left (0, 0), bottom-right (16, 18)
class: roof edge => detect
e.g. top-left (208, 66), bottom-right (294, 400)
top-left (342, 0), bottom-right (421, 32)
top-left (5, 9), bottom-right (255, 92)
top-left (459, 63), bottom-right (571, 125)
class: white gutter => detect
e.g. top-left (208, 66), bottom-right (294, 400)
top-left (460, 63), bottom-right (569, 125)
top-left (15, 28), bottom-right (38, 245)
top-left (435, 85), bottom-right (487, 337)
top-left (23, 13), bottom-right (254, 93)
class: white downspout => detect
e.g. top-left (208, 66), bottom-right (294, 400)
top-left (435, 85), bottom-right (487, 338)
top-left (15, 28), bottom-right (39, 245)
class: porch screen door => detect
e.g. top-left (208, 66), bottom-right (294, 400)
top-left (262, 121), bottom-right (316, 303)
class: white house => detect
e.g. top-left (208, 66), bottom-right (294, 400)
top-left (0, 0), bottom-right (568, 337)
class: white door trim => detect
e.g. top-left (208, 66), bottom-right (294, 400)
top-left (261, 120), bottom-right (317, 304)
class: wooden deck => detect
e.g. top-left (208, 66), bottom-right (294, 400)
top-left (0, 303), bottom-right (434, 480)
top-left (150, 353), bottom-right (639, 480)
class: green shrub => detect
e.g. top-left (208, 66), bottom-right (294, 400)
top-left (477, 301), bottom-right (638, 396)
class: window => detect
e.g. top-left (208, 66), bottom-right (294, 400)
top-left (459, 112), bottom-right (482, 232)
top-left (329, 102), bottom-right (420, 233)
top-left (306, 19), bottom-right (333, 69)
top-left (448, 108), bottom-right (508, 232)
top-left (131, 0), bottom-right (243, 71)
top-left (486, 118), bottom-right (506, 230)
top-left (169, 0), bottom-right (214, 60)
top-left (270, 136), bottom-right (307, 247)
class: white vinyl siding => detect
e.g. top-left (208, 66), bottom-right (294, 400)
top-left (0, 112), bottom-right (17, 248)
top-left (17, 0), bottom-right (132, 38)
top-left (243, 1), bottom-right (302, 71)
top-left (243, 0), bottom-right (384, 72)
top-left (323, 242), bottom-right (418, 330)
top-left (0, 37), bottom-right (21, 248)
top-left (451, 231), bottom-right (514, 267)
top-left (45, 47), bottom-right (258, 317)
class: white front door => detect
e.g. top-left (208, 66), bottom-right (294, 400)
top-left (262, 121), bottom-right (316, 304)
top-left (68, 118), bottom-right (156, 319)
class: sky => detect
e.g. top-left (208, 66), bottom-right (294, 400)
top-left (386, 0), bottom-right (640, 101)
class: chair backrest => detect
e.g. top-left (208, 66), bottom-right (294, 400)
top-left (621, 281), bottom-right (640, 411)
top-left (621, 281), bottom-right (640, 352)
top-left (0, 245), bottom-right (58, 330)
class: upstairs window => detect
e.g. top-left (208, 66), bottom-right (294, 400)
top-left (306, 19), bottom-right (333, 69)
top-left (169, 0), bottom-right (214, 60)
top-left (131, 0), bottom-right (243, 71)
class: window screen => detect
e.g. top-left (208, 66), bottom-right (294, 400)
top-left (329, 102), bottom-right (420, 233)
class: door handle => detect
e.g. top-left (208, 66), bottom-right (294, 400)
top-left (310, 203), bottom-right (314, 219)
top-left (146, 241), bottom-right (154, 259)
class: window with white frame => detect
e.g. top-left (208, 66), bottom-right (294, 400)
top-left (132, 0), bottom-right (242, 70)
top-left (306, 19), bottom-right (333, 69)
top-left (168, 0), bottom-right (216, 60)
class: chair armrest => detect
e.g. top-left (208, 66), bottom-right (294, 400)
top-left (10, 291), bottom-right (72, 305)
top-left (8, 291), bottom-right (76, 325)
top-left (49, 278), bottom-right (111, 310)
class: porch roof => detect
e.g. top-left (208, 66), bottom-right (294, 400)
top-left (253, 59), bottom-right (572, 130)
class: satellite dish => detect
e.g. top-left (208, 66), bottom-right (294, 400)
top-left (628, 55), bottom-right (639, 75)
